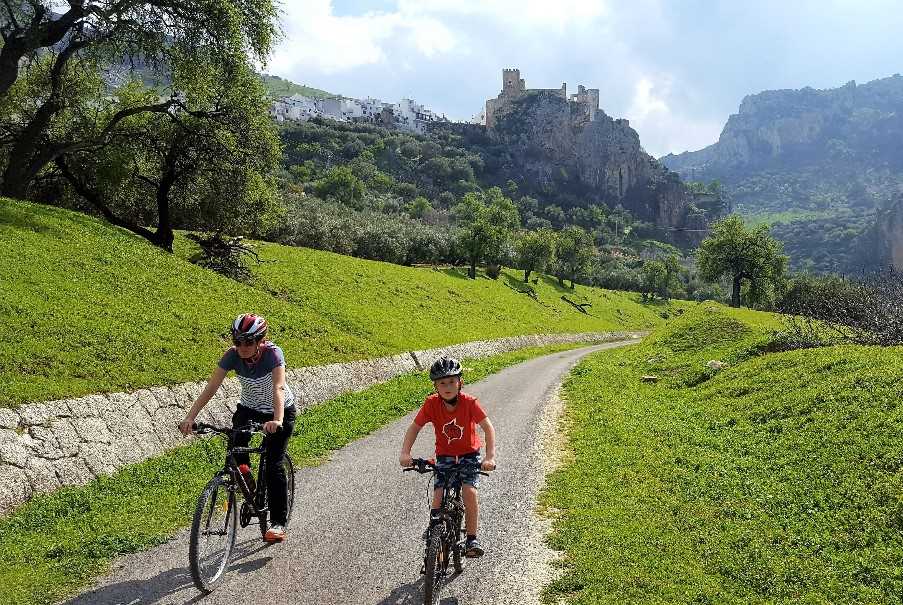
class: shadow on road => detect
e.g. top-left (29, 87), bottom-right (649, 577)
top-left (63, 536), bottom-right (274, 605)
top-left (63, 567), bottom-right (200, 605)
top-left (376, 574), bottom-right (464, 605)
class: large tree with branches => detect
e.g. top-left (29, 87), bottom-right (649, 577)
top-left (0, 0), bottom-right (279, 199)
top-left (52, 64), bottom-right (281, 251)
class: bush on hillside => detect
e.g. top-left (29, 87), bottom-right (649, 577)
top-left (775, 268), bottom-right (903, 348)
top-left (273, 195), bottom-right (454, 266)
top-left (186, 232), bottom-right (262, 282)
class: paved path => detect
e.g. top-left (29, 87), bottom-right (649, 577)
top-left (65, 341), bottom-right (637, 605)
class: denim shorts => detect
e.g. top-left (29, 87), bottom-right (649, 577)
top-left (434, 452), bottom-right (482, 489)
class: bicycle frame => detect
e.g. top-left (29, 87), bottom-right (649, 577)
top-left (433, 469), bottom-right (467, 547)
top-left (197, 423), bottom-right (270, 523)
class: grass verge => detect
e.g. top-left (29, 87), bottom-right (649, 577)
top-left (542, 304), bottom-right (903, 604)
top-left (0, 342), bottom-right (590, 605)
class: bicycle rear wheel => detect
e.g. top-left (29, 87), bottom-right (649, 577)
top-left (189, 476), bottom-right (237, 592)
top-left (423, 525), bottom-right (444, 605)
top-left (283, 453), bottom-right (296, 525)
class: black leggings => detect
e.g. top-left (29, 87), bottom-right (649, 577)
top-left (232, 405), bottom-right (296, 525)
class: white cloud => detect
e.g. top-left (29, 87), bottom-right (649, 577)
top-left (269, 0), bottom-right (457, 75)
top-left (625, 76), bottom-right (723, 157)
top-left (628, 77), bottom-right (670, 122)
top-left (398, 0), bottom-right (610, 29)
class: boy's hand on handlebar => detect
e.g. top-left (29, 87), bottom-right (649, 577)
top-left (399, 454), bottom-right (413, 468)
top-left (481, 457), bottom-right (497, 472)
top-left (263, 420), bottom-right (283, 434)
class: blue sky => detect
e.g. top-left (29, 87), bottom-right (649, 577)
top-left (268, 0), bottom-right (903, 157)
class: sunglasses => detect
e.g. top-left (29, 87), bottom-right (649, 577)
top-left (232, 336), bottom-right (259, 346)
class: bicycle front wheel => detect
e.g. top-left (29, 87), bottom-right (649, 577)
top-left (189, 476), bottom-right (237, 592)
top-left (423, 525), bottom-right (444, 605)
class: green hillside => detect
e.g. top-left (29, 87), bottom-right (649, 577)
top-left (543, 305), bottom-right (903, 603)
top-left (0, 198), bottom-right (677, 407)
top-left (259, 74), bottom-right (334, 99)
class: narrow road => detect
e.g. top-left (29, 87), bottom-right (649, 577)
top-left (65, 341), bottom-right (637, 605)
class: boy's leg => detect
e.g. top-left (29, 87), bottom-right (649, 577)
top-left (264, 407), bottom-right (296, 526)
top-left (462, 484), bottom-right (478, 536)
top-left (431, 487), bottom-right (444, 510)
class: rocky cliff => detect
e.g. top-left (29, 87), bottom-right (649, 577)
top-left (662, 76), bottom-right (903, 176)
top-left (661, 74), bottom-right (903, 273)
top-left (490, 91), bottom-right (711, 245)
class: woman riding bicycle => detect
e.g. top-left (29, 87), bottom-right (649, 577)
top-left (179, 313), bottom-right (296, 543)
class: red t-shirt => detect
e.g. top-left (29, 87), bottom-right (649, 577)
top-left (414, 392), bottom-right (487, 456)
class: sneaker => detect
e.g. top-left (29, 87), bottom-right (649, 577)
top-left (264, 523), bottom-right (286, 543)
top-left (464, 538), bottom-right (484, 558)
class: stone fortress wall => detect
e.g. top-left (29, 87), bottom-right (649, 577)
top-left (0, 331), bottom-right (640, 517)
top-left (485, 68), bottom-right (600, 128)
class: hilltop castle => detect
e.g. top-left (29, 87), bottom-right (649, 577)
top-left (485, 68), bottom-right (600, 128)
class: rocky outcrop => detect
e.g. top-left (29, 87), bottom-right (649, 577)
top-left (490, 91), bottom-right (708, 245)
top-left (876, 199), bottom-right (903, 270)
top-left (661, 74), bottom-right (903, 273)
top-left (0, 330), bottom-right (640, 517)
top-left (663, 75), bottom-right (903, 181)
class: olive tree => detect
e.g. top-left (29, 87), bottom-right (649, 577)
top-left (697, 215), bottom-right (788, 308)
top-left (515, 229), bottom-right (556, 282)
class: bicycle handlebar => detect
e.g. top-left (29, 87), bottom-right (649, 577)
top-left (192, 421), bottom-right (279, 435)
top-left (403, 457), bottom-right (491, 476)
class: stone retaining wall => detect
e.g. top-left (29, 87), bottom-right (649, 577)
top-left (0, 331), bottom-right (639, 516)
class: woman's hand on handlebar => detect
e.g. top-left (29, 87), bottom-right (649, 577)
top-left (178, 417), bottom-right (196, 436)
top-left (263, 420), bottom-right (283, 434)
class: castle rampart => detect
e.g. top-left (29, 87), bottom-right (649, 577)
top-left (485, 68), bottom-right (598, 128)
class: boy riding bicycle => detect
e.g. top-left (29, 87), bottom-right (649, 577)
top-left (399, 356), bottom-right (497, 557)
top-left (179, 313), bottom-right (296, 543)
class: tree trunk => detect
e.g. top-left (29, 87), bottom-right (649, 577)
top-left (1, 36), bottom-right (88, 197)
top-left (56, 156), bottom-right (174, 252)
top-left (523, 268), bottom-right (531, 282)
top-left (468, 259), bottom-right (476, 279)
top-left (732, 274), bottom-right (742, 308)
top-left (152, 141), bottom-right (183, 253)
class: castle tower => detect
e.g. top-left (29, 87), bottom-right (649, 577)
top-left (502, 68), bottom-right (525, 94)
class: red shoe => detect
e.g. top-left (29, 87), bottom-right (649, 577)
top-left (264, 523), bottom-right (286, 543)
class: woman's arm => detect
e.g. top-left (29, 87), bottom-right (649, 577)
top-left (179, 366), bottom-right (228, 435)
top-left (264, 364), bottom-right (287, 434)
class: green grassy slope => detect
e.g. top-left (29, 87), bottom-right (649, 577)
top-left (259, 74), bottom-right (334, 99)
top-left (1, 198), bottom-right (676, 407)
top-left (249, 243), bottom-right (662, 351)
top-left (543, 305), bottom-right (903, 603)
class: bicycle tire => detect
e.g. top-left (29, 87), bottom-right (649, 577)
top-left (189, 476), bottom-right (237, 592)
top-left (283, 453), bottom-right (296, 525)
top-left (423, 525), bottom-right (444, 605)
top-left (452, 516), bottom-right (465, 573)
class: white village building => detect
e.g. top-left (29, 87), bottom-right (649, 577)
top-left (270, 93), bottom-right (444, 134)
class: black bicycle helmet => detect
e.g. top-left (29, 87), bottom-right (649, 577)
top-left (429, 356), bottom-right (462, 381)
